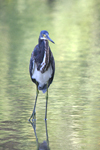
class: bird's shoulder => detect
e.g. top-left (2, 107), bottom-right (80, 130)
top-left (31, 43), bottom-right (45, 65)
top-left (31, 44), bottom-right (40, 58)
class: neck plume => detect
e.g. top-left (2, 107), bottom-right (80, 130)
top-left (39, 40), bottom-right (50, 73)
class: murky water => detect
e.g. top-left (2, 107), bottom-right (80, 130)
top-left (0, 0), bottom-right (100, 150)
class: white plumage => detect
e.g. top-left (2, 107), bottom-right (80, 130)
top-left (32, 62), bottom-right (53, 89)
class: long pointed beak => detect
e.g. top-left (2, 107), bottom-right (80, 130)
top-left (46, 35), bottom-right (55, 44)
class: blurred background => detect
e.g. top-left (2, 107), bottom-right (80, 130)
top-left (0, 0), bottom-right (100, 150)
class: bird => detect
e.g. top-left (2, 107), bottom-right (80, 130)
top-left (29, 30), bottom-right (55, 121)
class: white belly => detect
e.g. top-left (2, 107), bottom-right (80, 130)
top-left (32, 63), bottom-right (53, 87)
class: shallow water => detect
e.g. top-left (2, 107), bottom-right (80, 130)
top-left (0, 0), bottom-right (100, 150)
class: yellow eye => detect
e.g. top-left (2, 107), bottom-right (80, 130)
top-left (43, 34), bottom-right (46, 37)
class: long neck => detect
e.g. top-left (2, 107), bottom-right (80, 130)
top-left (39, 39), bottom-right (50, 73)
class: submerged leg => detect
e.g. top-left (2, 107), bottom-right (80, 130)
top-left (45, 82), bottom-right (48, 120)
top-left (29, 83), bottom-right (39, 121)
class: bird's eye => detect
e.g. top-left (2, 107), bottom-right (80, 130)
top-left (43, 34), bottom-right (46, 37)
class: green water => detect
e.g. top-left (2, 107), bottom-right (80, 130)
top-left (0, 0), bottom-right (100, 150)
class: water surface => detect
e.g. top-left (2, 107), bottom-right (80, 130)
top-left (0, 0), bottom-right (100, 150)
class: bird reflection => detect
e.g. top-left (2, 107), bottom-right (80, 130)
top-left (29, 120), bottom-right (50, 150)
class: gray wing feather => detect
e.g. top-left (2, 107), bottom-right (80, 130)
top-left (29, 51), bottom-right (35, 78)
top-left (48, 48), bottom-right (55, 87)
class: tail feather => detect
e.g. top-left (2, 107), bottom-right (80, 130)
top-left (38, 84), bottom-right (47, 93)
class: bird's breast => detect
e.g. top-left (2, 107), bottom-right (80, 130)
top-left (32, 62), bottom-right (53, 87)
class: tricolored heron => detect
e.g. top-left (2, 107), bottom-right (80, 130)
top-left (29, 30), bottom-right (55, 121)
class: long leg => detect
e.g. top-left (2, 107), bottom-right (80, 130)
top-left (29, 82), bottom-right (39, 121)
top-left (45, 82), bottom-right (48, 120)
top-left (45, 120), bottom-right (49, 146)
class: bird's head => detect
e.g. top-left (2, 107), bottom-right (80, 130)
top-left (39, 30), bottom-right (55, 44)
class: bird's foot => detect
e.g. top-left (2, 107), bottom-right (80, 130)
top-left (28, 112), bottom-right (36, 122)
top-left (44, 118), bottom-right (47, 121)
top-left (45, 115), bottom-right (47, 121)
